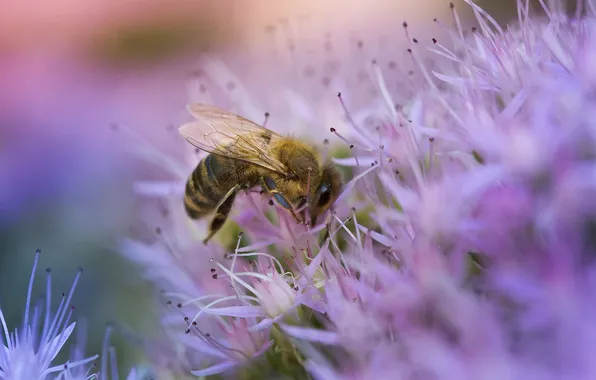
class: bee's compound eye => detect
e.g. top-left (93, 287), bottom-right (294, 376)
top-left (274, 193), bottom-right (292, 209)
top-left (316, 184), bottom-right (331, 207)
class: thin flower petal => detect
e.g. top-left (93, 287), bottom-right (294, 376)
top-left (191, 360), bottom-right (238, 377)
top-left (280, 325), bottom-right (340, 345)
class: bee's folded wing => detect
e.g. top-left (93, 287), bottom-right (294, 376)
top-left (179, 104), bottom-right (290, 174)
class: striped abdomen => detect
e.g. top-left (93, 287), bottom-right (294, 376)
top-left (184, 154), bottom-right (227, 219)
top-left (183, 154), bottom-right (256, 219)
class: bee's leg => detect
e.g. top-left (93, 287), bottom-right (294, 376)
top-left (261, 176), bottom-right (304, 224)
top-left (296, 197), bottom-right (308, 227)
top-left (203, 184), bottom-right (240, 244)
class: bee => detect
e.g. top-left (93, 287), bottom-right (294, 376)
top-left (179, 104), bottom-right (343, 244)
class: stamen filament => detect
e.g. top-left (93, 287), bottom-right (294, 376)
top-left (191, 295), bottom-right (259, 323)
top-left (215, 262), bottom-right (262, 298)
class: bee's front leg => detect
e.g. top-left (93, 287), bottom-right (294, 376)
top-left (261, 176), bottom-right (305, 225)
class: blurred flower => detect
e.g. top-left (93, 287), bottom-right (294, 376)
top-left (179, 1), bottom-right (460, 142)
top-left (0, 1), bottom-right (233, 59)
top-left (187, 318), bottom-right (273, 377)
top-left (0, 250), bottom-right (98, 379)
top-left (95, 326), bottom-right (152, 380)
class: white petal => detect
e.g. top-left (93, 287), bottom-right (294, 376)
top-left (39, 322), bottom-right (76, 368)
top-left (191, 360), bottom-right (238, 377)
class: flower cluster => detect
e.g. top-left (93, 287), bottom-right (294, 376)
top-left (124, 0), bottom-right (596, 379)
top-left (0, 250), bottom-right (98, 380)
top-left (0, 250), bottom-right (149, 380)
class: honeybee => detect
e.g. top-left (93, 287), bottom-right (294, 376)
top-left (179, 104), bottom-right (342, 244)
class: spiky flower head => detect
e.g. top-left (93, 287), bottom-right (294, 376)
top-left (123, 0), bottom-right (596, 378)
top-left (0, 250), bottom-right (98, 380)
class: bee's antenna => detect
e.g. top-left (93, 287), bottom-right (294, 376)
top-left (305, 167), bottom-right (313, 195)
top-left (302, 168), bottom-right (313, 226)
top-left (262, 111), bottom-right (270, 128)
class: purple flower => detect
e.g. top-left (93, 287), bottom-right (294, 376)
top-left (0, 250), bottom-right (98, 379)
top-left (135, 237), bottom-right (328, 377)
top-left (117, 239), bottom-right (248, 377)
top-left (280, 1), bottom-right (596, 378)
top-left (187, 318), bottom-right (273, 377)
top-left (122, 0), bottom-right (596, 378)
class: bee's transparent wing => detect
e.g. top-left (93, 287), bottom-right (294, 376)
top-left (179, 104), bottom-right (289, 174)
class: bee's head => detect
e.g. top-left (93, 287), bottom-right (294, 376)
top-left (297, 164), bottom-right (342, 227)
